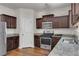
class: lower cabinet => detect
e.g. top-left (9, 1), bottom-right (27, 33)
top-left (51, 37), bottom-right (60, 49)
top-left (34, 35), bottom-right (40, 48)
top-left (7, 36), bottom-right (19, 51)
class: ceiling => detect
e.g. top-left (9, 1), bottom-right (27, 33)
top-left (0, 3), bottom-right (70, 11)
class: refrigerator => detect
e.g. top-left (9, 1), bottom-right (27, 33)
top-left (0, 22), bottom-right (6, 56)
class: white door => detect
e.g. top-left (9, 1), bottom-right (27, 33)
top-left (19, 9), bottom-right (34, 48)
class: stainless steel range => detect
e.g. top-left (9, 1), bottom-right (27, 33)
top-left (40, 33), bottom-right (53, 50)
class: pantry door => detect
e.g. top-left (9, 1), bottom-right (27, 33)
top-left (19, 9), bottom-right (34, 48)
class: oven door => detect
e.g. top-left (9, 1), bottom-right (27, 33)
top-left (40, 37), bottom-right (52, 50)
top-left (40, 37), bottom-right (51, 45)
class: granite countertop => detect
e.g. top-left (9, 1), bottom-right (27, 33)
top-left (7, 34), bottom-right (19, 37)
top-left (48, 36), bottom-right (79, 56)
top-left (34, 33), bottom-right (43, 36)
top-left (34, 33), bottom-right (74, 37)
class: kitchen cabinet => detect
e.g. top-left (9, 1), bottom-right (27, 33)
top-left (36, 18), bottom-right (42, 29)
top-left (42, 14), bottom-right (54, 22)
top-left (74, 3), bottom-right (79, 15)
top-left (34, 35), bottom-right (40, 47)
top-left (0, 14), bottom-right (16, 28)
top-left (71, 3), bottom-right (79, 25)
top-left (10, 17), bottom-right (16, 28)
top-left (36, 15), bottom-right (69, 28)
top-left (7, 36), bottom-right (19, 51)
top-left (52, 16), bottom-right (69, 28)
top-left (42, 14), bottom-right (69, 28)
top-left (51, 37), bottom-right (60, 49)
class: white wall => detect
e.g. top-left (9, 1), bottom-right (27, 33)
top-left (0, 5), bottom-right (18, 34)
top-left (16, 8), bottom-right (35, 48)
top-left (35, 6), bottom-right (70, 18)
top-left (50, 6), bottom-right (71, 16)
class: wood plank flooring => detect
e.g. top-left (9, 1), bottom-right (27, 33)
top-left (7, 47), bottom-right (50, 56)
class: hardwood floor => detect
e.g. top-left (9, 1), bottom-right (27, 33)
top-left (7, 47), bottom-right (50, 56)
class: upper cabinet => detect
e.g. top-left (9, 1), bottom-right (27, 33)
top-left (53, 16), bottom-right (69, 28)
top-left (36, 18), bottom-right (42, 29)
top-left (0, 14), bottom-right (16, 28)
top-left (42, 14), bottom-right (54, 22)
top-left (71, 3), bottom-right (79, 25)
top-left (36, 14), bottom-right (69, 29)
top-left (10, 17), bottom-right (16, 28)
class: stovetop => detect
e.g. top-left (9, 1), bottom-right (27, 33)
top-left (41, 33), bottom-right (53, 38)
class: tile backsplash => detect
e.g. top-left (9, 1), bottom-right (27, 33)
top-left (35, 28), bottom-right (75, 35)
top-left (6, 29), bottom-right (18, 34)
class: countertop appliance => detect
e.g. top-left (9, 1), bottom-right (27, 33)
top-left (0, 22), bottom-right (6, 56)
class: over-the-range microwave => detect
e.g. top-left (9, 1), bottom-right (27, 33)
top-left (42, 22), bottom-right (53, 29)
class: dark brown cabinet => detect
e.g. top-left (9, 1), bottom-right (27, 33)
top-left (0, 14), bottom-right (16, 28)
top-left (74, 3), bottom-right (79, 15)
top-left (71, 3), bottom-right (79, 25)
top-left (7, 36), bottom-right (19, 51)
top-left (36, 14), bottom-right (69, 28)
top-left (42, 14), bottom-right (54, 22)
top-left (10, 17), bottom-right (16, 28)
top-left (36, 18), bottom-right (42, 29)
top-left (51, 37), bottom-right (60, 49)
top-left (7, 37), bottom-right (14, 51)
top-left (53, 16), bottom-right (69, 28)
top-left (34, 35), bottom-right (40, 47)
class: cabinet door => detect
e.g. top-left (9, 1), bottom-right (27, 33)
top-left (13, 36), bottom-right (19, 49)
top-left (1, 14), bottom-right (11, 28)
top-left (75, 3), bottom-right (79, 15)
top-left (71, 3), bottom-right (79, 25)
top-left (5, 16), bottom-right (11, 28)
top-left (7, 36), bottom-right (19, 51)
top-left (36, 18), bottom-right (42, 29)
top-left (34, 35), bottom-right (40, 47)
top-left (0, 14), bottom-right (16, 28)
top-left (53, 16), bottom-right (69, 28)
top-left (52, 37), bottom-right (60, 48)
top-left (42, 14), bottom-right (54, 22)
top-left (59, 16), bottom-right (69, 28)
top-left (10, 17), bottom-right (16, 28)
top-left (71, 3), bottom-right (76, 25)
top-left (7, 37), bottom-right (14, 51)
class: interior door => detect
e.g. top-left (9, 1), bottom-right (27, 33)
top-left (19, 9), bottom-right (34, 48)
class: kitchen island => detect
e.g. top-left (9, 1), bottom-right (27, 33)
top-left (48, 36), bottom-right (79, 56)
